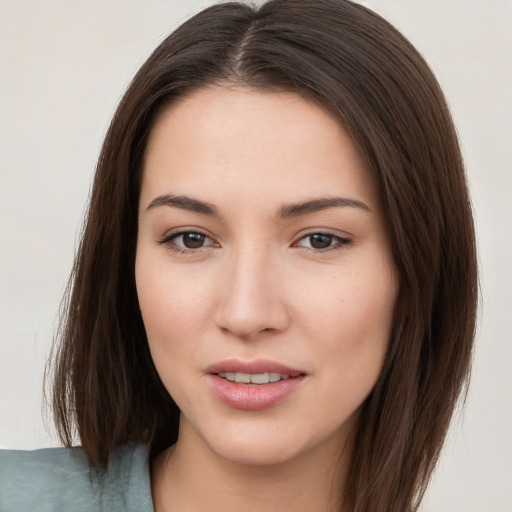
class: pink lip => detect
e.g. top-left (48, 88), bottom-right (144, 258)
top-left (205, 358), bottom-right (304, 376)
top-left (205, 359), bottom-right (306, 411)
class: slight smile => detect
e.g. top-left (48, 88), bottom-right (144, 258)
top-left (218, 371), bottom-right (294, 384)
top-left (205, 359), bottom-right (307, 410)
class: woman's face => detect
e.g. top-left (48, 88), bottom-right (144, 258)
top-left (136, 86), bottom-right (398, 466)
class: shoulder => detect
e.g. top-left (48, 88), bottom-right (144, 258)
top-left (0, 443), bottom-right (154, 512)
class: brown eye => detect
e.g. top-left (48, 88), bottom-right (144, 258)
top-left (159, 231), bottom-right (216, 252)
top-left (296, 232), bottom-right (351, 251)
top-left (308, 234), bottom-right (333, 249)
top-left (181, 232), bottom-right (206, 248)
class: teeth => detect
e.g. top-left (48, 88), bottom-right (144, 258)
top-left (218, 371), bottom-right (292, 384)
top-left (269, 372), bottom-right (281, 382)
top-left (236, 372), bottom-right (251, 383)
top-left (250, 373), bottom-right (269, 384)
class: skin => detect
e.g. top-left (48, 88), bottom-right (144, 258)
top-left (136, 86), bottom-right (399, 512)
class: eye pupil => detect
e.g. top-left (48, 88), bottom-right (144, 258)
top-left (183, 233), bottom-right (205, 248)
top-left (309, 234), bottom-right (332, 249)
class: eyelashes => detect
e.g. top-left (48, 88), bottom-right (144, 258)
top-left (158, 230), bottom-right (217, 253)
top-left (158, 229), bottom-right (351, 255)
top-left (295, 233), bottom-right (351, 251)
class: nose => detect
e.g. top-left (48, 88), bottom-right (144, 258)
top-left (214, 246), bottom-right (290, 339)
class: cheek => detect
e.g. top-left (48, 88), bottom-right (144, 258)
top-left (302, 266), bottom-right (395, 332)
top-left (136, 253), bottom-right (189, 364)
top-left (136, 249), bottom-right (210, 337)
top-left (135, 250), bottom-right (221, 401)
top-left (295, 262), bottom-right (397, 379)
top-left (135, 265), bottom-right (199, 403)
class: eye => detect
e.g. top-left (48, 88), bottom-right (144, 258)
top-left (159, 230), bottom-right (217, 252)
top-left (296, 232), bottom-right (350, 251)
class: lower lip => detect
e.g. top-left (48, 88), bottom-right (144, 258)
top-left (207, 374), bottom-right (305, 410)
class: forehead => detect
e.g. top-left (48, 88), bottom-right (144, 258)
top-left (140, 86), bottom-right (379, 213)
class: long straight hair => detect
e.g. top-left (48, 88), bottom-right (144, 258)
top-left (48, 1), bottom-right (478, 510)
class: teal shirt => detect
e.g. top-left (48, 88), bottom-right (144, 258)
top-left (0, 443), bottom-right (154, 512)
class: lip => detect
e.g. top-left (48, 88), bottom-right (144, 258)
top-left (205, 358), bottom-right (306, 410)
top-left (205, 358), bottom-right (304, 376)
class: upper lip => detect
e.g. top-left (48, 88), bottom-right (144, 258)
top-left (205, 358), bottom-right (305, 376)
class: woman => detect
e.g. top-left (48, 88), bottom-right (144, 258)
top-left (0, 0), bottom-right (477, 511)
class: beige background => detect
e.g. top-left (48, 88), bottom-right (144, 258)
top-left (1, 1), bottom-right (511, 510)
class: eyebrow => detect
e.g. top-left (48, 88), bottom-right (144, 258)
top-left (145, 194), bottom-right (371, 217)
top-left (278, 197), bottom-right (371, 217)
top-left (146, 194), bottom-right (218, 215)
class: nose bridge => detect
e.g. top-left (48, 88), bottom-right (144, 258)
top-left (215, 240), bottom-right (288, 338)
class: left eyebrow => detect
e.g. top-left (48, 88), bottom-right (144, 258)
top-left (278, 197), bottom-right (371, 218)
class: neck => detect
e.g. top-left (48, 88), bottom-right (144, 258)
top-left (151, 416), bottom-right (354, 512)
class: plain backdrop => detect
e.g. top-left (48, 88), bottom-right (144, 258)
top-left (0, 1), bottom-right (511, 511)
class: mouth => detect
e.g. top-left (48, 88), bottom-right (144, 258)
top-left (216, 371), bottom-right (299, 384)
top-left (205, 358), bottom-right (305, 377)
top-left (206, 359), bottom-right (306, 410)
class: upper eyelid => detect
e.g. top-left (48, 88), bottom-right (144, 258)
top-left (298, 232), bottom-right (349, 241)
top-left (295, 233), bottom-right (350, 246)
top-left (294, 228), bottom-right (352, 241)
top-left (160, 227), bottom-right (212, 241)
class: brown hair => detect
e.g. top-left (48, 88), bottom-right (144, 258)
top-left (48, 1), bottom-right (478, 510)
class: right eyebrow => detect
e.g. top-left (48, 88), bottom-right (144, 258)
top-left (145, 194), bottom-right (219, 216)
top-left (278, 196), bottom-right (371, 217)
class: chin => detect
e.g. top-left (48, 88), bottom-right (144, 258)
top-left (191, 412), bottom-right (352, 470)
top-left (207, 432), bottom-right (306, 467)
